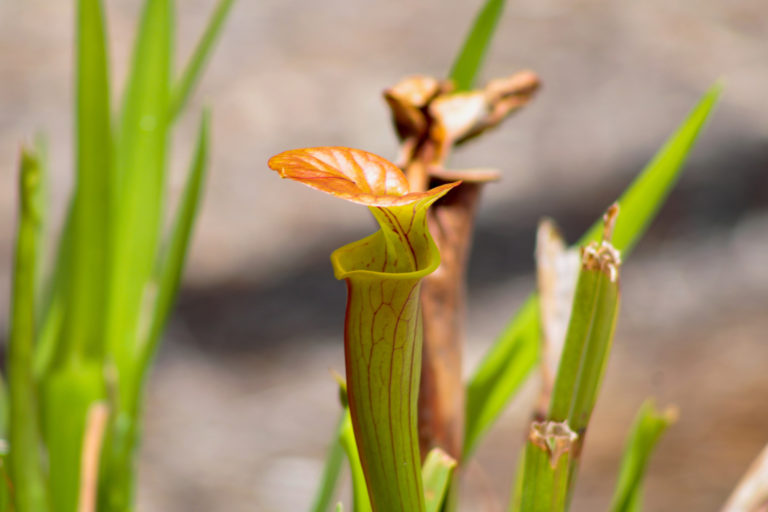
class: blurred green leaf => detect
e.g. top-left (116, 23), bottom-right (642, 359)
top-left (339, 411), bottom-right (371, 512)
top-left (0, 446), bottom-right (10, 512)
top-left (32, 135), bottom-right (49, 312)
top-left (577, 84), bottom-right (723, 251)
top-left (449, 0), bottom-right (506, 91)
top-left (56, 0), bottom-right (112, 365)
top-left (463, 85), bottom-right (721, 458)
top-left (42, 363), bottom-right (104, 512)
top-left (170, 0), bottom-right (236, 120)
top-left (310, 413), bottom-right (345, 512)
top-left (8, 148), bottom-right (49, 512)
top-left (33, 209), bottom-right (70, 379)
top-left (609, 400), bottom-right (676, 512)
top-left (139, 110), bottom-right (209, 370)
top-left (422, 448), bottom-right (456, 512)
top-left (106, 0), bottom-right (173, 377)
top-left (0, 375), bottom-right (7, 439)
top-left (464, 297), bottom-right (539, 458)
top-left (43, 0), bottom-right (113, 508)
top-left (32, 134), bottom-right (66, 382)
top-left (100, 112), bottom-right (209, 512)
top-left (506, 450), bottom-right (526, 512)
top-left (101, 0), bottom-right (174, 509)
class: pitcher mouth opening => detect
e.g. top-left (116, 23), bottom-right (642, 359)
top-left (330, 230), bottom-right (441, 282)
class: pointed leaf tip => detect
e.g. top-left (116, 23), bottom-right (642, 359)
top-left (268, 146), bottom-right (460, 206)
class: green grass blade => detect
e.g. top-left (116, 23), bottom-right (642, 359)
top-left (609, 400), bottom-right (676, 512)
top-left (506, 450), bottom-right (526, 512)
top-left (42, 364), bottom-right (104, 512)
top-left (100, 1), bottom-right (174, 510)
top-left (107, 0), bottom-right (173, 376)
top-left (463, 85), bottom-right (721, 458)
top-left (577, 83), bottom-right (723, 251)
top-left (0, 375), bottom-right (7, 439)
top-left (139, 110), bottom-right (209, 368)
top-left (7, 148), bottom-right (49, 512)
top-left (0, 444), bottom-right (10, 512)
top-left (339, 411), bottom-right (371, 512)
top-left (422, 448), bottom-right (457, 512)
top-left (516, 213), bottom-right (622, 509)
top-left (33, 207), bottom-right (71, 379)
top-left (99, 108), bottom-right (206, 508)
top-left (32, 135), bottom-right (49, 313)
top-left (31, 133), bottom-right (65, 382)
top-left (32, 285), bottom-right (65, 380)
top-left (42, 1), bottom-right (112, 509)
top-left (310, 413), bottom-right (346, 512)
top-left (464, 296), bottom-right (539, 458)
top-left (56, 0), bottom-right (112, 365)
top-left (449, 0), bottom-right (505, 91)
top-left (169, 0), bottom-right (236, 120)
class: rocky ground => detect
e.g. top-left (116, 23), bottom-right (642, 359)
top-left (1, 0), bottom-right (767, 510)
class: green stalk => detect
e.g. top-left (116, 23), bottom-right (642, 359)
top-left (0, 445), bottom-right (10, 512)
top-left (609, 400), bottom-right (676, 512)
top-left (422, 448), bottom-right (457, 512)
top-left (463, 85), bottom-right (721, 458)
top-left (44, 366), bottom-right (104, 512)
top-left (515, 421), bottom-right (577, 512)
top-left (549, 207), bottom-right (622, 503)
top-left (31, 135), bottom-right (49, 313)
top-left (0, 449), bottom-right (9, 512)
top-left (513, 208), bottom-right (622, 512)
top-left (42, 0), bottom-right (112, 509)
top-left (33, 209), bottom-right (70, 380)
top-left (106, 0), bottom-right (173, 407)
top-left (100, 1), bottom-right (173, 509)
top-left (8, 148), bottom-right (49, 512)
top-left (58, 0), bottom-right (112, 365)
top-left (0, 375), bottom-right (6, 438)
top-left (310, 413), bottom-right (346, 512)
top-left (339, 411), bottom-right (371, 512)
top-left (548, 252), bottom-right (621, 431)
top-left (507, 449), bottom-right (526, 511)
top-left (464, 296), bottom-right (539, 459)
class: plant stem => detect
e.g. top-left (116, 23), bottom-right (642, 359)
top-left (516, 421), bottom-right (577, 512)
top-left (609, 400), bottom-right (677, 512)
top-left (339, 411), bottom-right (371, 512)
top-left (8, 148), bottom-right (49, 512)
top-left (310, 413), bottom-right (346, 512)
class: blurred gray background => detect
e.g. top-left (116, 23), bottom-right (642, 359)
top-left (1, 0), bottom-right (767, 510)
